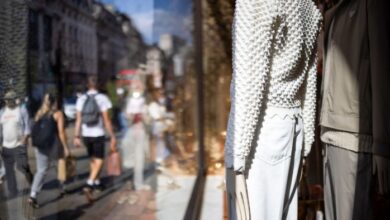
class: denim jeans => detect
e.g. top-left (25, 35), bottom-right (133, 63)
top-left (0, 154), bottom-right (5, 178)
top-left (1, 146), bottom-right (33, 197)
top-left (30, 147), bottom-right (57, 197)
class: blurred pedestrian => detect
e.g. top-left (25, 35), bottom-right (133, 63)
top-left (120, 84), bottom-right (149, 190)
top-left (28, 93), bottom-right (70, 208)
top-left (106, 75), bottom-right (120, 131)
top-left (74, 75), bottom-right (117, 202)
top-left (117, 87), bottom-right (129, 136)
top-left (148, 88), bottom-right (169, 165)
top-left (0, 90), bottom-right (33, 198)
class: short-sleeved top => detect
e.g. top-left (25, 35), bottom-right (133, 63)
top-left (76, 90), bottom-right (112, 137)
top-left (125, 96), bottom-right (146, 115)
top-left (0, 106), bottom-right (31, 148)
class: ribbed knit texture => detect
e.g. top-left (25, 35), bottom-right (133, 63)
top-left (225, 0), bottom-right (322, 171)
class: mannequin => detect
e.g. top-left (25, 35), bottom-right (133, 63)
top-left (320, 0), bottom-right (390, 219)
top-left (225, 0), bottom-right (322, 219)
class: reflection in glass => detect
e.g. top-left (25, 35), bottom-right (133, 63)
top-left (0, 0), bottom-right (197, 219)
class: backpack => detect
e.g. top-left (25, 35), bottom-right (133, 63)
top-left (81, 94), bottom-right (100, 127)
top-left (31, 114), bottom-right (57, 149)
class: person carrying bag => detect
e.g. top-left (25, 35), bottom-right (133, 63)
top-left (28, 93), bottom-right (70, 208)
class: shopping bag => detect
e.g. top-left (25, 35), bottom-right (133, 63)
top-left (58, 155), bottom-right (77, 182)
top-left (107, 151), bottom-right (122, 176)
top-left (58, 158), bottom-right (66, 182)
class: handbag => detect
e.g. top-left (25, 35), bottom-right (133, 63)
top-left (133, 113), bottom-right (143, 124)
top-left (58, 155), bottom-right (77, 182)
top-left (107, 150), bottom-right (122, 176)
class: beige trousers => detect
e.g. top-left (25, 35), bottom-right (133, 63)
top-left (323, 144), bottom-right (373, 220)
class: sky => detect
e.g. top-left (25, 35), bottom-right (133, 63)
top-left (101, 0), bottom-right (192, 44)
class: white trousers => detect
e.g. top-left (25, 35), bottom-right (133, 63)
top-left (246, 107), bottom-right (304, 220)
top-left (120, 123), bottom-right (149, 190)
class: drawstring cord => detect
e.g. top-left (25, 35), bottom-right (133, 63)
top-left (282, 116), bottom-right (305, 220)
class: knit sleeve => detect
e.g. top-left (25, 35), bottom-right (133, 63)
top-left (225, 0), bottom-right (278, 171)
top-left (302, 54), bottom-right (318, 157)
top-left (301, 1), bottom-right (322, 157)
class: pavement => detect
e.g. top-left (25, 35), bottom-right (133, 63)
top-left (78, 174), bottom-right (223, 220)
top-left (0, 124), bottom-right (137, 220)
top-left (200, 176), bottom-right (224, 220)
top-left (0, 124), bottom-right (203, 220)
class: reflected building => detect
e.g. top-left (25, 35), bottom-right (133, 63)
top-left (94, 3), bottom-right (147, 85)
top-left (0, 0), bottom-right (29, 100)
top-left (158, 34), bottom-right (186, 59)
top-left (94, 3), bottom-right (127, 84)
top-left (146, 47), bottom-right (164, 89)
top-left (26, 0), bottom-right (97, 110)
top-left (118, 14), bottom-right (147, 70)
top-left (19, 0), bottom-right (146, 111)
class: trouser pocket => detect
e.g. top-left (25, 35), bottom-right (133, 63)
top-left (256, 115), bottom-right (297, 165)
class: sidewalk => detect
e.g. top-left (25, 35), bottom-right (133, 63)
top-left (81, 183), bottom-right (156, 220)
top-left (0, 123), bottom-right (204, 220)
top-left (200, 175), bottom-right (224, 220)
top-left (0, 124), bottom-right (127, 220)
top-left (78, 174), bottom-right (197, 220)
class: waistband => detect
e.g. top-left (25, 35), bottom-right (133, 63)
top-left (264, 106), bottom-right (302, 120)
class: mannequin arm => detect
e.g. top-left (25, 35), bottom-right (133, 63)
top-left (225, 168), bottom-right (250, 219)
top-left (302, 54), bottom-right (318, 157)
top-left (373, 155), bottom-right (390, 195)
top-left (225, 0), bottom-right (279, 172)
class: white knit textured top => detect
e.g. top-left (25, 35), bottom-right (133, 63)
top-left (225, 0), bottom-right (322, 171)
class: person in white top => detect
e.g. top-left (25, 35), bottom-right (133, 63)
top-left (0, 90), bottom-right (33, 198)
top-left (74, 75), bottom-right (117, 202)
top-left (148, 88), bottom-right (169, 164)
top-left (120, 86), bottom-right (150, 190)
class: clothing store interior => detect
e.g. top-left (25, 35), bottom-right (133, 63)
top-left (0, 0), bottom-right (389, 219)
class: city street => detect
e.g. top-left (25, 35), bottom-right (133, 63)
top-left (0, 125), bottom-right (157, 220)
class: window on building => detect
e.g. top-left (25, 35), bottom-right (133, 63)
top-left (43, 15), bottom-right (52, 52)
top-left (28, 10), bottom-right (39, 50)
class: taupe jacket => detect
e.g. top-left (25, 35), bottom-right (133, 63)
top-left (320, 0), bottom-right (390, 156)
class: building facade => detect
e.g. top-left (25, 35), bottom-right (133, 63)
top-left (118, 14), bottom-right (147, 69)
top-left (94, 3), bottom-right (128, 84)
top-left (28, 0), bottom-right (97, 102)
top-left (0, 0), bottom-right (29, 101)
top-left (1, 0), bottom-right (147, 111)
top-left (146, 47), bottom-right (165, 89)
